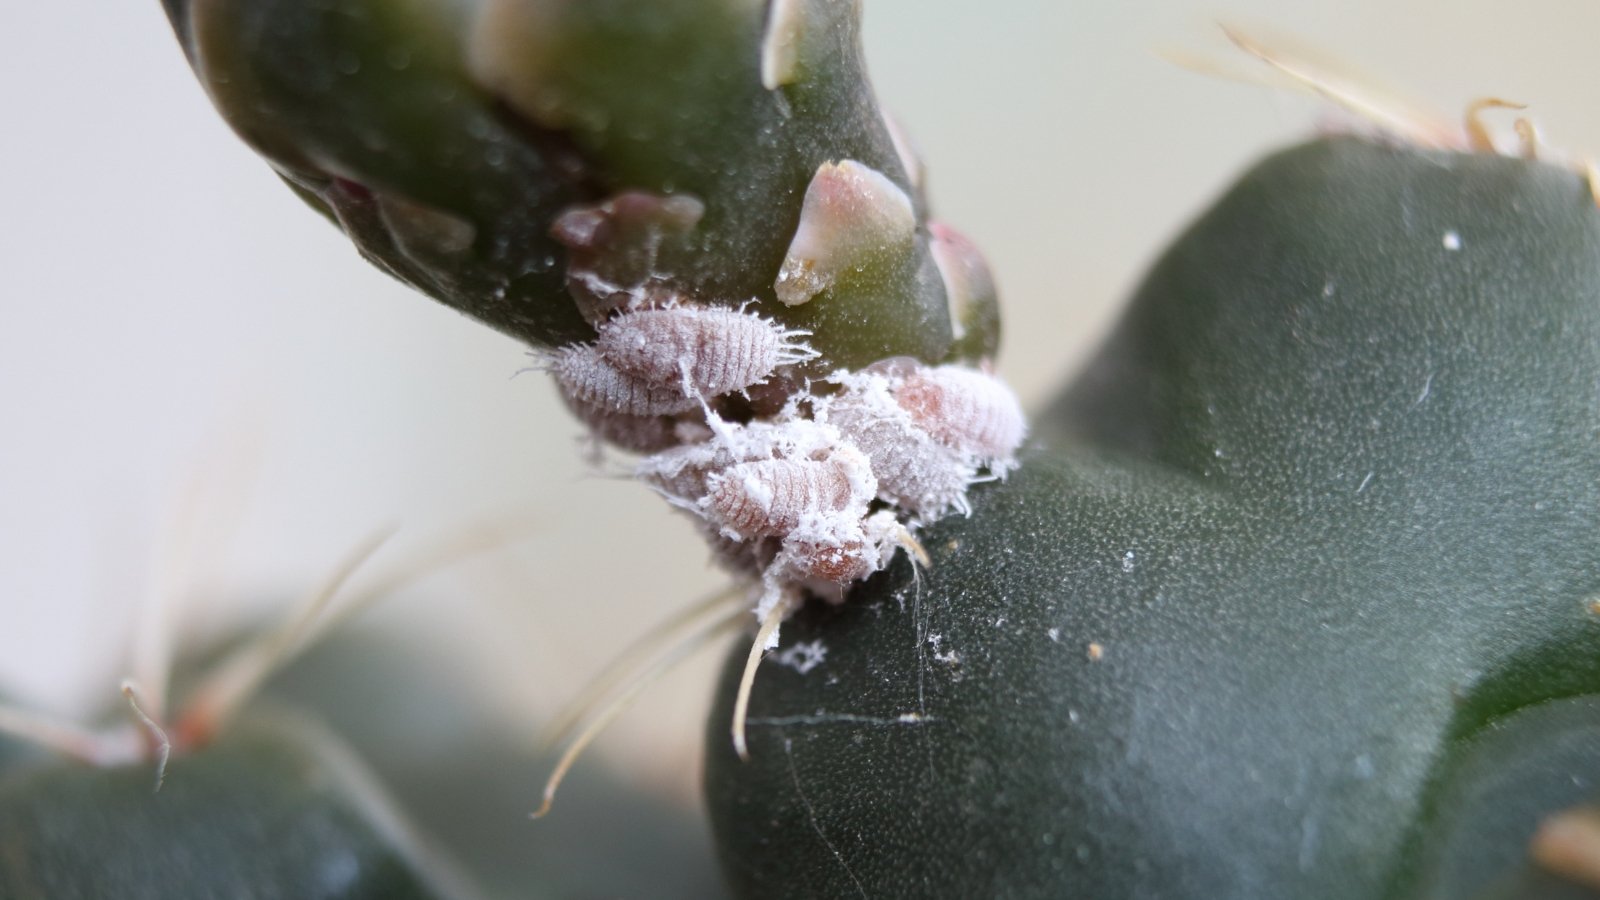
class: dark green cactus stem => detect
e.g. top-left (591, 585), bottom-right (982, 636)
top-left (470, 0), bottom-right (954, 368)
top-left (178, 0), bottom-right (595, 346)
top-left (163, 0), bottom-right (997, 371)
top-left (1405, 696), bottom-right (1600, 899)
top-left (0, 711), bottom-right (454, 899)
top-left (704, 137), bottom-right (1600, 899)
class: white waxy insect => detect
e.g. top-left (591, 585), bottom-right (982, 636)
top-left (816, 362), bottom-right (1025, 519)
top-left (831, 404), bottom-right (973, 519)
top-left (817, 367), bottom-right (975, 519)
top-left (894, 364), bottom-right (1027, 472)
top-left (548, 343), bottom-right (698, 417)
top-left (775, 509), bottom-right (909, 589)
top-left (701, 446), bottom-right (875, 542)
top-left (596, 305), bottom-right (818, 399)
top-left (557, 391), bottom-right (703, 455)
top-left (635, 417), bottom-right (841, 504)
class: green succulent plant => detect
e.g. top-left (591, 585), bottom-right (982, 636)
top-left (0, 531), bottom-right (484, 899)
top-left (0, 712), bottom-right (449, 900)
top-left (145, 1), bottom-right (1600, 898)
top-left (167, 0), bottom-right (994, 371)
top-left (705, 137), bottom-right (1600, 898)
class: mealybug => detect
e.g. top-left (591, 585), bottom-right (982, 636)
top-left (548, 343), bottom-right (698, 417)
top-left (596, 305), bottom-right (818, 399)
top-left (701, 450), bottom-right (874, 541)
top-left (895, 364), bottom-right (1027, 472)
top-left (558, 391), bottom-right (697, 455)
top-left (817, 362), bottom-right (1026, 519)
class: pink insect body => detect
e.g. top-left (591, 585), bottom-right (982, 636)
top-left (596, 306), bottom-right (817, 398)
top-left (550, 343), bottom-right (698, 417)
top-left (573, 408), bottom-right (682, 453)
top-left (894, 365), bottom-right (1027, 468)
top-left (783, 535), bottom-right (871, 584)
top-left (775, 510), bottom-right (907, 589)
top-left (703, 454), bottom-right (872, 541)
top-left (531, 187), bottom-right (1037, 788)
top-left (637, 418), bottom-right (836, 502)
top-left (825, 398), bottom-right (973, 519)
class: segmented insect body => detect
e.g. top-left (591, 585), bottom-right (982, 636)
top-left (551, 304), bottom-right (821, 454)
top-left (816, 363), bottom-right (1026, 520)
top-left (549, 343), bottom-right (698, 417)
top-left (832, 402), bottom-right (973, 518)
top-left (523, 162), bottom-right (1037, 790)
top-left (895, 364), bottom-right (1027, 471)
top-left (554, 302), bottom-right (1022, 612)
top-left (776, 510), bottom-right (905, 588)
top-left (558, 391), bottom-right (697, 454)
top-left (702, 449), bottom-right (875, 541)
top-left (635, 418), bottom-right (841, 503)
top-left (819, 369), bottom-right (974, 519)
top-left (596, 306), bottom-right (818, 398)
top-left (781, 535), bottom-right (871, 584)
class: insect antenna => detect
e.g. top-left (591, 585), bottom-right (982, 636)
top-left (533, 606), bottom-right (745, 818)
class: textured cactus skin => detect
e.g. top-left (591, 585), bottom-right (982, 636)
top-left (0, 713), bottom-right (447, 899)
top-left (471, 0), bottom-right (953, 369)
top-left (1406, 696), bottom-right (1600, 899)
top-left (703, 138), bottom-right (1600, 899)
top-left (161, 0), bottom-right (989, 370)
top-left (171, 0), bottom-right (594, 347)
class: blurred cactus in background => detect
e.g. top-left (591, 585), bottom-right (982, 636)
top-left (0, 527), bottom-right (478, 899)
top-left (0, 713), bottom-right (450, 899)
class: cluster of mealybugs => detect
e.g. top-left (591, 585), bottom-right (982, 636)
top-left (549, 298), bottom-right (1026, 612)
top-left (531, 188), bottom-right (1026, 770)
top-left (530, 195), bottom-right (1026, 794)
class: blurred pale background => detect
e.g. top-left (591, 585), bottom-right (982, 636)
top-left (3, 0), bottom-right (1599, 808)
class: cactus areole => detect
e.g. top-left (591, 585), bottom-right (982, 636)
top-left (705, 139), bottom-right (1600, 898)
